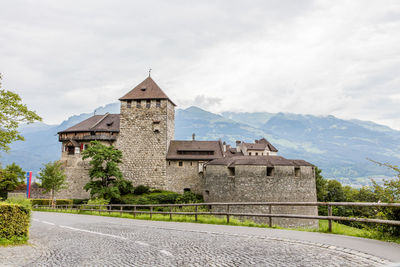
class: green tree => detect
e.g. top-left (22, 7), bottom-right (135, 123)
top-left (37, 161), bottom-right (68, 207)
top-left (82, 141), bottom-right (131, 201)
top-left (370, 160), bottom-right (400, 236)
top-left (326, 180), bottom-right (346, 202)
top-left (315, 166), bottom-right (327, 202)
top-left (0, 163), bottom-right (25, 199)
top-left (371, 162), bottom-right (400, 203)
top-left (0, 73), bottom-right (42, 151)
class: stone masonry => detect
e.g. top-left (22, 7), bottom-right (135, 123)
top-left (204, 163), bottom-right (318, 228)
top-left (166, 160), bottom-right (204, 194)
top-left (117, 99), bottom-right (174, 189)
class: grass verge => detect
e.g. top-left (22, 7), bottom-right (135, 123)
top-left (0, 236), bottom-right (28, 247)
top-left (33, 208), bottom-right (400, 244)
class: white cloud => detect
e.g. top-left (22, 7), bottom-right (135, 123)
top-left (0, 0), bottom-right (399, 129)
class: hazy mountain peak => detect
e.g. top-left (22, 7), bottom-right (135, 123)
top-left (2, 103), bottom-right (400, 187)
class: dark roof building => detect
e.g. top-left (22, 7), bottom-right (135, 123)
top-left (58, 113), bottom-right (120, 134)
top-left (207, 155), bottom-right (313, 167)
top-left (167, 140), bottom-right (224, 161)
top-left (242, 138), bottom-right (278, 152)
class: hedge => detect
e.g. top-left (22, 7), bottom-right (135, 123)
top-left (0, 203), bottom-right (30, 240)
top-left (72, 199), bottom-right (89, 205)
top-left (30, 199), bottom-right (73, 206)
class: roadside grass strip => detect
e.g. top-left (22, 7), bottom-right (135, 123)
top-left (33, 208), bottom-right (400, 244)
top-left (0, 236), bottom-right (28, 247)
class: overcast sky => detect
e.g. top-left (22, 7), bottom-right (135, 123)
top-left (1, 0), bottom-right (399, 129)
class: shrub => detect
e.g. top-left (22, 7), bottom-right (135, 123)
top-left (5, 197), bottom-right (31, 210)
top-left (82, 198), bottom-right (109, 210)
top-left (0, 202), bottom-right (30, 240)
top-left (30, 199), bottom-right (73, 206)
top-left (176, 192), bottom-right (203, 204)
top-left (149, 189), bottom-right (162, 193)
top-left (133, 185), bottom-right (150, 195)
top-left (121, 192), bottom-right (180, 205)
top-left (72, 199), bottom-right (89, 205)
top-left (145, 193), bottom-right (180, 204)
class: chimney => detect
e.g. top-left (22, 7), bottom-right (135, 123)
top-left (192, 133), bottom-right (196, 141)
top-left (236, 140), bottom-right (241, 152)
top-left (223, 141), bottom-right (226, 152)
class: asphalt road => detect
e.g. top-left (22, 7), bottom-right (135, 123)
top-left (1, 212), bottom-right (399, 266)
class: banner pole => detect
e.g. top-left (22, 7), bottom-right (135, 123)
top-left (26, 171), bottom-right (32, 199)
top-left (28, 172), bottom-right (32, 199)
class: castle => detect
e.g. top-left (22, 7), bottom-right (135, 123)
top-left (58, 76), bottom-right (318, 228)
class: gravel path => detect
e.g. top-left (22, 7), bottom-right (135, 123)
top-left (0, 212), bottom-right (398, 266)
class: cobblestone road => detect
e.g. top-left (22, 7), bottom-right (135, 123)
top-left (0, 212), bottom-right (397, 266)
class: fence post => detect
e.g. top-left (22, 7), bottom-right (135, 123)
top-left (150, 206), bottom-right (153, 219)
top-left (226, 204), bottom-right (230, 224)
top-left (134, 206), bottom-right (136, 218)
top-left (195, 205), bottom-right (198, 222)
top-left (268, 204), bottom-right (272, 227)
top-left (328, 204), bottom-right (332, 232)
top-left (120, 206), bottom-right (123, 216)
top-left (170, 206), bottom-right (173, 220)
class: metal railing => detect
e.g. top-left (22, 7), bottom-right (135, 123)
top-left (34, 202), bottom-right (400, 232)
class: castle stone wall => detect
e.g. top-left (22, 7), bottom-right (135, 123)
top-left (204, 165), bottom-right (318, 229)
top-left (57, 152), bottom-right (91, 199)
top-left (166, 160), bottom-right (203, 194)
top-left (117, 99), bottom-right (174, 189)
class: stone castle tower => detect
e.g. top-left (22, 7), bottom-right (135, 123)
top-left (117, 77), bottom-right (175, 188)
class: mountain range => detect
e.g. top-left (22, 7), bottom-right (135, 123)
top-left (1, 102), bottom-right (399, 186)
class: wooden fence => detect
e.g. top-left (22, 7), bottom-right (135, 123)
top-left (34, 202), bottom-right (400, 232)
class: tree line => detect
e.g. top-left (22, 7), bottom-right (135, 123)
top-left (316, 165), bottom-right (400, 236)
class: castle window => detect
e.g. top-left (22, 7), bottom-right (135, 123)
top-left (184, 188), bottom-right (191, 193)
top-left (205, 190), bottom-right (210, 195)
top-left (190, 162), bottom-right (193, 166)
top-left (136, 101), bottom-right (141, 108)
top-left (249, 152), bottom-right (252, 156)
top-left (127, 100), bottom-right (132, 108)
top-left (199, 162), bottom-right (204, 173)
top-left (168, 161), bottom-right (171, 166)
top-left (67, 146), bottom-right (75, 155)
top-left (177, 150), bottom-right (214, 155)
top-left (266, 167), bottom-right (274, 176)
top-left (156, 100), bottom-right (161, 107)
top-left (141, 87), bottom-right (146, 91)
top-left (178, 161), bottom-right (183, 167)
top-left (295, 167), bottom-right (301, 177)
top-left (84, 144), bottom-right (89, 150)
top-left (153, 121), bottom-right (160, 133)
top-left (146, 100), bottom-right (151, 108)
top-left (228, 167), bottom-right (235, 176)
top-left (255, 152), bottom-right (258, 156)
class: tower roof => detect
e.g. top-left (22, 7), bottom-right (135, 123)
top-left (119, 77), bottom-right (176, 106)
